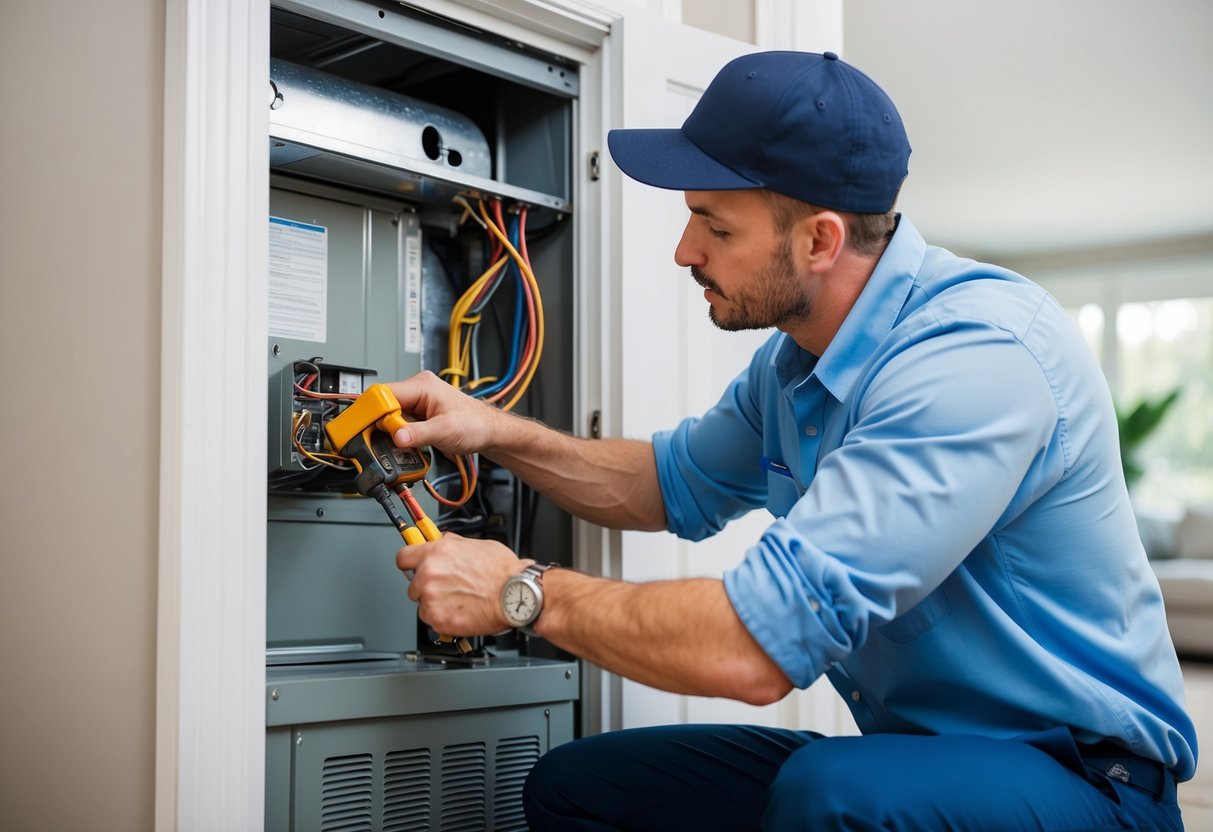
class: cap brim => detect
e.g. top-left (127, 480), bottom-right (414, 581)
top-left (607, 128), bottom-right (762, 192)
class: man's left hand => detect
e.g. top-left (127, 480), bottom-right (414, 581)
top-left (397, 533), bottom-right (533, 635)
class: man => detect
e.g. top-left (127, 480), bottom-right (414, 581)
top-left (389, 51), bottom-right (1196, 830)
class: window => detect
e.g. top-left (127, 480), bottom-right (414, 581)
top-left (1035, 252), bottom-right (1213, 514)
top-left (1115, 298), bottom-right (1213, 508)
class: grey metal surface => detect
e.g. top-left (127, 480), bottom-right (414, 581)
top-left (268, 182), bottom-right (426, 655)
top-left (267, 506), bottom-right (419, 656)
top-left (499, 93), bottom-right (574, 206)
top-left (266, 651), bottom-right (579, 726)
top-left (266, 727), bottom-right (293, 832)
top-left (271, 136), bottom-right (573, 212)
top-left (283, 701), bottom-right (575, 832)
top-left (273, 0), bottom-right (579, 98)
top-left (267, 185), bottom-right (423, 473)
top-left (271, 58), bottom-right (492, 179)
top-left (269, 1), bottom-right (575, 210)
top-left (266, 186), bottom-right (419, 378)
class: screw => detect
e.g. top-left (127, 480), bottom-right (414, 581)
top-left (316, 508), bottom-right (325, 518)
top-left (296, 733), bottom-right (303, 746)
top-left (564, 670), bottom-right (572, 680)
top-left (544, 709), bottom-right (550, 717)
top-left (271, 344), bottom-right (281, 356)
top-left (271, 688), bottom-right (280, 700)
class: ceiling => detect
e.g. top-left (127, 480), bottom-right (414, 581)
top-left (842, 0), bottom-right (1213, 262)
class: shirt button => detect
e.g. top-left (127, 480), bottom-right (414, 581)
top-left (804, 425), bottom-right (818, 436)
top-left (851, 690), bottom-right (861, 702)
top-left (809, 599), bottom-right (821, 613)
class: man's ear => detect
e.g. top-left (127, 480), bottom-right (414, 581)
top-left (793, 211), bottom-right (846, 273)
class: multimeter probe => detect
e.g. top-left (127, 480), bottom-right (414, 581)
top-left (324, 383), bottom-right (470, 654)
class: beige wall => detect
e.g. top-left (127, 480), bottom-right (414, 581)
top-left (0, 1), bottom-right (162, 829)
top-left (682, 0), bottom-right (756, 44)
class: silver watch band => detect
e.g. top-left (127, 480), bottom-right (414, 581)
top-left (519, 562), bottom-right (559, 635)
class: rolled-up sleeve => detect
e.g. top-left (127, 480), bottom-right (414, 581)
top-left (653, 340), bottom-right (778, 541)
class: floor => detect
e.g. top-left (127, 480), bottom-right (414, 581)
top-left (1179, 659), bottom-right (1213, 828)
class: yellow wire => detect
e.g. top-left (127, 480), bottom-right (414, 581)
top-left (464, 376), bottom-right (499, 391)
top-left (292, 436), bottom-right (350, 469)
top-left (445, 255), bottom-right (509, 388)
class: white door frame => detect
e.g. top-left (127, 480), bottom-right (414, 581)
top-left (156, 0), bottom-right (270, 827)
top-left (155, 1), bottom-right (610, 827)
top-left (154, 1), bottom-right (844, 826)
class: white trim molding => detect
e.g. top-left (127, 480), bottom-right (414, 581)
top-left (156, 0), bottom-right (269, 828)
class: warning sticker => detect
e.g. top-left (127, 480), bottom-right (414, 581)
top-left (269, 216), bottom-right (328, 342)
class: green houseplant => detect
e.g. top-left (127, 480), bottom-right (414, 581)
top-left (1115, 388), bottom-right (1182, 490)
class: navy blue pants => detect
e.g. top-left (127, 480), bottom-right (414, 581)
top-left (522, 724), bottom-right (1183, 831)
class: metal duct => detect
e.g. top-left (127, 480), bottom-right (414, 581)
top-left (269, 57), bottom-right (491, 180)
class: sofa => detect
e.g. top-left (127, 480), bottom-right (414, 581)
top-left (1139, 506), bottom-right (1213, 659)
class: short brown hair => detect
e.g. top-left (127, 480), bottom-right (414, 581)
top-left (759, 190), bottom-right (897, 257)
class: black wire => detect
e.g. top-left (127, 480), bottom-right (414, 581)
top-left (269, 468), bottom-right (326, 490)
top-left (515, 478), bottom-right (541, 557)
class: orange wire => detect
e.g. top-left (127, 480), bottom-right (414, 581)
top-left (483, 205), bottom-right (540, 407)
top-left (424, 454), bottom-right (479, 508)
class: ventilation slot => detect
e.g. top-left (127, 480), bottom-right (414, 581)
top-left (493, 735), bottom-right (541, 832)
top-left (440, 742), bottom-right (487, 831)
top-left (383, 747), bottom-right (432, 832)
top-left (321, 752), bottom-right (374, 832)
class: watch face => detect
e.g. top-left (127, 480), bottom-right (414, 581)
top-left (502, 579), bottom-right (539, 627)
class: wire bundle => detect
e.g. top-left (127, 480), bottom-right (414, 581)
top-left (442, 197), bottom-right (545, 410)
top-left (430, 197), bottom-right (546, 510)
top-left (291, 365), bottom-right (354, 471)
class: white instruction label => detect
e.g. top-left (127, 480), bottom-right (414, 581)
top-left (268, 216), bottom-right (328, 342)
top-left (403, 223), bottom-right (423, 354)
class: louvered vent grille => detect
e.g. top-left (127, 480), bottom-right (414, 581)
top-left (493, 735), bottom-right (541, 832)
top-left (440, 742), bottom-right (487, 831)
top-left (383, 747), bottom-right (432, 832)
top-left (321, 752), bottom-right (374, 832)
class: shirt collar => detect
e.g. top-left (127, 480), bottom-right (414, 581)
top-left (775, 214), bottom-right (926, 402)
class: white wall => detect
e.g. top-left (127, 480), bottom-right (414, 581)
top-left (0, 2), bottom-right (162, 828)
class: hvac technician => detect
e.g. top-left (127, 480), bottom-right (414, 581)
top-left (389, 51), bottom-right (1196, 830)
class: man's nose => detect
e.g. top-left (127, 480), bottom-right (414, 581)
top-left (674, 222), bottom-right (703, 268)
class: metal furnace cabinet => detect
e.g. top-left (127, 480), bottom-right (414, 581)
top-left (263, 1), bottom-right (585, 828)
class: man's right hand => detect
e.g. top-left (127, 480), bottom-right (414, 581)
top-left (387, 371), bottom-right (503, 457)
top-left (388, 370), bottom-right (667, 532)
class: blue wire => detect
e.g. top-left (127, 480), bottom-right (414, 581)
top-left (473, 214), bottom-right (527, 399)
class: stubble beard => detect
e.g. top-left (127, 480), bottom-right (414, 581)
top-left (693, 236), bottom-right (813, 332)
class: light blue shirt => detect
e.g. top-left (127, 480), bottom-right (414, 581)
top-left (652, 216), bottom-right (1197, 779)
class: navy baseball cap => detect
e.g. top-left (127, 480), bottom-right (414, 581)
top-left (607, 51), bottom-right (910, 214)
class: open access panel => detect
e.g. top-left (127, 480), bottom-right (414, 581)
top-left (265, 1), bottom-right (581, 828)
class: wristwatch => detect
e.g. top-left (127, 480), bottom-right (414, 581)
top-left (500, 562), bottom-right (559, 635)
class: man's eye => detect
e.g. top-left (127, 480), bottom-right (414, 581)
top-left (708, 226), bottom-right (730, 239)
